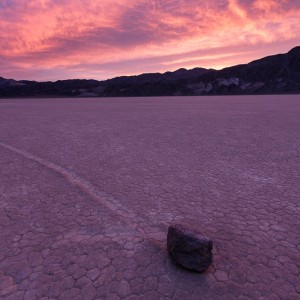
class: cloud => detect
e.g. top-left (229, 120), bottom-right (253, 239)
top-left (0, 0), bottom-right (299, 80)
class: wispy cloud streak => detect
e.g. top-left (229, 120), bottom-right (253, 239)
top-left (1, 0), bottom-right (299, 80)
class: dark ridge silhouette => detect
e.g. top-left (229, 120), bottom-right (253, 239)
top-left (1, 47), bottom-right (299, 97)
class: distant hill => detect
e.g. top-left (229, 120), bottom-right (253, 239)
top-left (1, 47), bottom-right (299, 97)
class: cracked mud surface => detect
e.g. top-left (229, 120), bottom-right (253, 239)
top-left (0, 96), bottom-right (299, 299)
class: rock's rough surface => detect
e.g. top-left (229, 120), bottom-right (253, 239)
top-left (167, 224), bottom-right (213, 273)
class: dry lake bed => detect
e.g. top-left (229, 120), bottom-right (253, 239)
top-left (0, 95), bottom-right (299, 300)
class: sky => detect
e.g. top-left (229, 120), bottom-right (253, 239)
top-left (1, 0), bottom-right (300, 81)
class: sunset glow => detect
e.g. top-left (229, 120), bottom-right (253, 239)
top-left (1, 0), bottom-right (300, 81)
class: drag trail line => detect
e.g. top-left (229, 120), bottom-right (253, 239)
top-left (0, 141), bottom-right (167, 246)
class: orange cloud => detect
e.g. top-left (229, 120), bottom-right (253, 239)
top-left (0, 0), bottom-right (299, 80)
top-left (253, 0), bottom-right (287, 11)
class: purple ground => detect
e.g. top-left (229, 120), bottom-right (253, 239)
top-left (0, 95), bottom-right (299, 300)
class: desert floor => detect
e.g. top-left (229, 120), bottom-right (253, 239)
top-left (0, 95), bottom-right (299, 299)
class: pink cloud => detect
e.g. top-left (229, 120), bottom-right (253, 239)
top-left (1, 0), bottom-right (299, 80)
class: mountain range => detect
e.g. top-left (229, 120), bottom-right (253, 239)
top-left (1, 46), bottom-right (299, 98)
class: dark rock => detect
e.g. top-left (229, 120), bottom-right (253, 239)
top-left (167, 224), bottom-right (213, 273)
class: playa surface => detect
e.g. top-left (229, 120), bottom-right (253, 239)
top-left (0, 95), bottom-right (299, 299)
